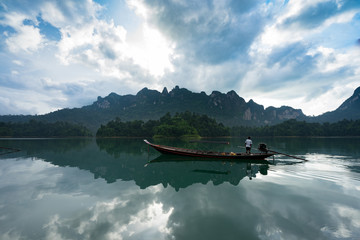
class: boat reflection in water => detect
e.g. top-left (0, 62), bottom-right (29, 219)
top-left (141, 139), bottom-right (273, 190)
top-left (95, 138), bottom-right (271, 190)
top-left (144, 154), bottom-right (270, 191)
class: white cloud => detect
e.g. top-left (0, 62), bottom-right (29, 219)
top-left (42, 195), bottom-right (173, 240)
top-left (0, 0), bottom-right (175, 114)
top-left (12, 60), bottom-right (23, 66)
top-left (6, 25), bottom-right (43, 53)
top-left (321, 204), bottom-right (360, 238)
top-left (0, 87), bottom-right (64, 114)
top-left (40, 2), bottom-right (66, 27)
top-left (127, 23), bottom-right (175, 76)
top-left (55, 2), bottom-right (174, 79)
top-left (241, 0), bottom-right (360, 115)
top-left (57, 20), bottom-right (128, 65)
top-left (1, 12), bottom-right (44, 53)
top-left (127, 0), bottom-right (148, 19)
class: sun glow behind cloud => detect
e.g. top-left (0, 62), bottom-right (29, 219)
top-left (127, 23), bottom-right (175, 77)
top-left (126, 0), bottom-right (175, 77)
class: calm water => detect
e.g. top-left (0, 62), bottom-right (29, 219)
top-left (0, 137), bottom-right (359, 240)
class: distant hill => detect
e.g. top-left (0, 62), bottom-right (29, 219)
top-left (312, 86), bottom-right (360, 123)
top-left (0, 86), bottom-right (359, 133)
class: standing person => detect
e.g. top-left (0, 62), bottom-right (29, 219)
top-left (245, 136), bottom-right (252, 154)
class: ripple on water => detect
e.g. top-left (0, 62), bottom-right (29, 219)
top-left (269, 153), bottom-right (360, 184)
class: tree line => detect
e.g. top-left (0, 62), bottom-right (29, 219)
top-left (231, 119), bottom-right (360, 136)
top-left (96, 112), bottom-right (230, 137)
top-left (0, 120), bottom-right (92, 137)
top-left (1, 115), bottom-right (360, 138)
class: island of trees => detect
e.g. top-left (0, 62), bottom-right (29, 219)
top-left (96, 112), bottom-right (230, 138)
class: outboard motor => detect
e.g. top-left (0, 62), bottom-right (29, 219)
top-left (258, 143), bottom-right (268, 153)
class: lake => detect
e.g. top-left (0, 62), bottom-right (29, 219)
top-left (0, 137), bottom-right (359, 240)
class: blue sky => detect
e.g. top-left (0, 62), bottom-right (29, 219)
top-left (0, 0), bottom-right (359, 116)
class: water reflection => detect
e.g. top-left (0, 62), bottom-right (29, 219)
top-left (2, 137), bottom-right (360, 189)
top-left (1, 138), bottom-right (270, 190)
top-left (144, 155), bottom-right (269, 191)
top-left (0, 138), bottom-right (360, 239)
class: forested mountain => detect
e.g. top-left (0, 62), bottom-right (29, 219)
top-left (0, 86), bottom-right (359, 133)
top-left (312, 86), bottom-right (360, 123)
top-left (0, 86), bottom-right (306, 132)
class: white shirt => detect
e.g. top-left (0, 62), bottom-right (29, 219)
top-left (245, 139), bottom-right (252, 147)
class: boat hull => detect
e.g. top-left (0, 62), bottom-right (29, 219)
top-left (144, 140), bottom-right (274, 160)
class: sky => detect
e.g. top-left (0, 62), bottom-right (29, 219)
top-left (0, 0), bottom-right (360, 117)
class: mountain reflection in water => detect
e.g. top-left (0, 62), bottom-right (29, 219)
top-left (1, 138), bottom-right (269, 190)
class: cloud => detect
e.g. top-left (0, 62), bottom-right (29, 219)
top-left (0, 0), bottom-right (171, 114)
top-left (131, 0), bottom-right (267, 64)
top-left (231, 0), bottom-right (360, 115)
top-left (283, 1), bottom-right (340, 29)
top-left (0, 12), bottom-right (44, 52)
top-left (126, 0), bottom-right (359, 115)
top-left (266, 42), bottom-right (317, 70)
top-left (57, 19), bottom-right (127, 64)
top-left (282, 0), bottom-right (360, 29)
top-left (0, 0), bottom-right (360, 116)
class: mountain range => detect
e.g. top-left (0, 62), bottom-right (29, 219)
top-left (1, 86), bottom-right (359, 133)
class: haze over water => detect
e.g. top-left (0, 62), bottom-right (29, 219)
top-left (0, 137), bottom-right (359, 239)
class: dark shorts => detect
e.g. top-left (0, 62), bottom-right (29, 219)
top-left (246, 147), bottom-right (251, 151)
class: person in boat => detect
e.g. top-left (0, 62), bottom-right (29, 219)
top-left (245, 136), bottom-right (252, 154)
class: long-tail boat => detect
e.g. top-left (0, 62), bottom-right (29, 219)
top-left (144, 140), bottom-right (274, 160)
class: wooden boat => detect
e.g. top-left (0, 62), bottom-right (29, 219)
top-left (144, 140), bottom-right (275, 160)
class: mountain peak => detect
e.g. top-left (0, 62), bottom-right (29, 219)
top-left (108, 92), bottom-right (119, 97)
top-left (354, 86), bottom-right (360, 95)
top-left (136, 87), bottom-right (162, 99)
top-left (312, 86), bottom-right (360, 122)
top-left (210, 91), bottom-right (222, 97)
top-left (337, 86), bottom-right (360, 111)
top-left (136, 87), bottom-right (149, 95)
top-left (162, 87), bottom-right (168, 95)
top-left (226, 90), bottom-right (238, 96)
